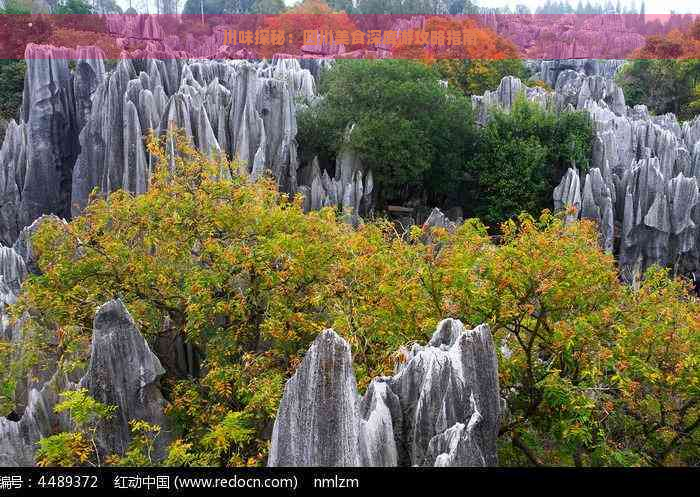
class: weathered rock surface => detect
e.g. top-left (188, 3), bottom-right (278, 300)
top-left (0, 45), bottom-right (104, 246)
top-left (485, 14), bottom-right (647, 60)
top-left (269, 318), bottom-right (501, 467)
top-left (530, 59), bottom-right (625, 88)
top-left (268, 329), bottom-right (362, 466)
top-left (0, 45), bottom-right (330, 243)
top-left (422, 207), bottom-right (461, 233)
top-left (297, 146), bottom-right (374, 221)
top-left (474, 66), bottom-right (700, 279)
top-left (0, 246), bottom-right (27, 307)
top-left (0, 298), bottom-right (169, 466)
top-left (0, 245), bottom-right (27, 339)
top-left (18, 45), bottom-right (84, 233)
top-left (80, 299), bottom-right (170, 459)
top-left (69, 55), bottom-right (318, 217)
top-left (11, 214), bottom-right (65, 276)
top-left (0, 375), bottom-right (69, 466)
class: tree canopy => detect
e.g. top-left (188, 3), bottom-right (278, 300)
top-left (466, 96), bottom-right (593, 228)
top-left (2, 134), bottom-right (697, 467)
top-left (53, 0), bottom-right (94, 14)
top-left (297, 59), bottom-right (476, 208)
top-left (617, 20), bottom-right (700, 120)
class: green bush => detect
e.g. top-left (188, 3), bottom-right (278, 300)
top-left (466, 95), bottom-right (593, 228)
top-left (616, 59), bottom-right (700, 120)
top-left (297, 59), bottom-right (476, 207)
top-left (53, 0), bottom-right (94, 14)
top-left (433, 59), bottom-right (527, 97)
top-left (0, 60), bottom-right (26, 127)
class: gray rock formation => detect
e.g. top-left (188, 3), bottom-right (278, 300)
top-left (0, 45), bottom-right (330, 243)
top-left (70, 56), bottom-right (315, 217)
top-left (422, 207), bottom-right (461, 233)
top-left (11, 214), bottom-right (65, 276)
top-left (473, 65), bottom-right (700, 279)
top-left (0, 245), bottom-right (27, 339)
top-left (530, 59), bottom-right (625, 88)
top-left (0, 117), bottom-right (27, 246)
top-left (0, 298), bottom-right (169, 466)
top-left (0, 246), bottom-right (27, 307)
top-left (19, 45), bottom-right (81, 230)
top-left (0, 375), bottom-right (68, 466)
top-left (0, 45), bottom-right (105, 246)
top-left (553, 167), bottom-right (581, 223)
top-left (490, 14), bottom-right (647, 59)
top-left (0, 237), bottom-right (55, 413)
top-left (297, 146), bottom-right (374, 221)
top-left (80, 299), bottom-right (170, 459)
top-left (580, 167), bottom-right (615, 253)
top-left (268, 318), bottom-right (501, 467)
top-left (267, 329), bottom-right (362, 466)
top-left (472, 75), bottom-right (553, 126)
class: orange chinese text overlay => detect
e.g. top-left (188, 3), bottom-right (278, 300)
top-left (221, 29), bottom-right (478, 47)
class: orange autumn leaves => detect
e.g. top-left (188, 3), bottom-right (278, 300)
top-left (257, 1), bottom-right (521, 60)
top-left (632, 18), bottom-right (700, 59)
top-left (259, 0), bottom-right (356, 57)
top-left (394, 17), bottom-right (521, 61)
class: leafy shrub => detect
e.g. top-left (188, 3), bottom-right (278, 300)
top-left (7, 134), bottom-right (697, 467)
top-left (466, 95), bottom-right (593, 228)
top-left (36, 389), bottom-right (116, 467)
top-left (0, 59), bottom-right (27, 131)
top-left (53, 0), bottom-right (93, 14)
top-left (297, 59), bottom-right (476, 207)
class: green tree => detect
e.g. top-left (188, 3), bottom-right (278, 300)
top-left (616, 21), bottom-right (700, 120)
top-left (248, 0), bottom-right (284, 14)
top-left (7, 133), bottom-right (698, 467)
top-left (617, 59), bottom-right (700, 120)
top-left (0, 0), bottom-right (32, 13)
top-left (13, 133), bottom-right (445, 465)
top-left (53, 0), bottom-right (93, 13)
top-left (36, 389), bottom-right (117, 467)
top-left (466, 95), bottom-right (593, 228)
top-left (182, 0), bottom-right (226, 15)
top-left (442, 212), bottom-right (699, 466)
top-left (0, 60), bottom-right (25, 126)
top-left (297, 59), bottom-right (476, 207)
top-left (434, 59), bottom-right (527, 97)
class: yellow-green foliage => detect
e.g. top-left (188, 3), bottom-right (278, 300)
top-left (6, 134), bottom-right (699, 467)
top-left (36, 389), bottom-right (116, 467)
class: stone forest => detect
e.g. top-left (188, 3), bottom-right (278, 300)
top-left (0, 0), bottom-right (698, 469)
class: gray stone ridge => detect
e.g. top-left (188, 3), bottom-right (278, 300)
top-left (473, 64), bottom-right (700, 281)
top-left (268, 318), bottom-right (501, 467)
top-left (0, 293), bottom-right (169, 465)
top-left (0, 44), bottom-right (349, 247)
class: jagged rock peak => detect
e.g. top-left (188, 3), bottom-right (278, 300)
top-left (423, 207), bottom-right (461, 233)
top-left (0, 299), bottom-right (169, 466)
top-left (80, 299), bottom-right (169, 458)
top-left (268, 319), bottom-right (501, 467)
top-left (1, 44), bottom-right (321, 244)
top-left (528, 62), bottom-right (700, 275)
top-left (268, 329), bottom-right (360, 466)
top-left (12, 214), bottom-right (65, 276)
